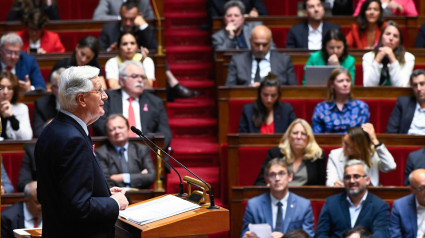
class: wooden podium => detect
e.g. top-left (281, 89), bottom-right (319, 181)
top-left (115, 195), bottom-right (229, 238)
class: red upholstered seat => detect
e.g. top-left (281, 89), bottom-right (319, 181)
top-left (2, 152), bottom-right (25, 192)
top-left (58, 32), bottom-right (101, 52)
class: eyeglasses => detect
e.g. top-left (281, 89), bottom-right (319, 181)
top-left (122, 74), bottom-right (147, 80)
top-left (85, 87), bottom-right (106, 95)
top-left (411, 185), bottom-right (425, 192)
top-left (267, 172), bottom-right (287, 179)
top-left (343, 174), bottom-right (367, 181)
top-left (2, 49), bottom-right (20, 56)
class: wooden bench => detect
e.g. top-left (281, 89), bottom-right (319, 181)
top-left (229, 186), bottom-right (411, 238)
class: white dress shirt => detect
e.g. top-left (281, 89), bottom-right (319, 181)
top-left (250, 51), bottom-right (271, 84)
top-left (121, 90), bottom-right (141, 131)
top-left (408, 103), bottom-right (425, 135)
top-left (347, 191), bottom-right (368, 227)
top-left (270, 192), bottom-right (289, 229)
top-left (308, 22), bottom-right (323, 50)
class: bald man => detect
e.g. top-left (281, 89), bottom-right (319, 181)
top-left (225, 25), bottom-right (297, 86)
top-left (390, 169), bottom-right (425, 238)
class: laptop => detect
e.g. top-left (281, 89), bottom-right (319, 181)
top-left (304, 65), bottom-right (343, 86)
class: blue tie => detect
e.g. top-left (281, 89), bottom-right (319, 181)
top-left (275, 201), bottom-right (284, 232)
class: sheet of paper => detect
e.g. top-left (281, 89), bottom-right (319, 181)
top-left (248, 223), bottom-right (272, 238)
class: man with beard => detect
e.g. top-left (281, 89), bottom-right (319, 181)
top-left (315, 159), bottom-right (389, 237)
top-left (241, 158), bottom-right (314, 238)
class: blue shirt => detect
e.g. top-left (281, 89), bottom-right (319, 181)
top-left (312, 100), bottom-right (370, 133)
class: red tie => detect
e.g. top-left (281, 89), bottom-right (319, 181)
top-left (33, 217), bottom-right (38, 228)
top-left (128, 97), bottom-right (137, 137)
top-left (5, 66), bottom-right (12, 72)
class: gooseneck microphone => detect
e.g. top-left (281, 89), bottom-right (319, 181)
top-left (131, 126), bottom-right (219, 209)
top-left (130, 126), bottom-right (185, 197)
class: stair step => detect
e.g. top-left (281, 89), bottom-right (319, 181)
top-left (164, 0), bottom-right (206, 14)
top-left (164, 30), bottom-right (211, 46)
top-left (167, 99), bottom-right (216, 118)
top-left (164, 12), bottom-right (208, 29)
top-left (166, 46), bottom-right (213, 64)
top-left (169, 63), bottom-right (213, 79)
top-left (169, 118), bottom-right (217, 137)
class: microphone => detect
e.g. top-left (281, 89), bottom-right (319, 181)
top-left (131, 126), bottom-right (219, 209)
top-left (130, 127), bottom-right (185, 197)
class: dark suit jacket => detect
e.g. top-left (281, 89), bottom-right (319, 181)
top-left (1, 201), bottom-right (25, 238)
top-left (207, 0), bottom-right (268, 17)
top-left (17, 143), bottom-right (37, 192)
top-left (226, 51), bottom-right (298, 86)
top-left (389, 194), bottom-right (418, 238)
top-left (386, 96), bottom-right (417, 133)
top-left (415, 23), bottom-right (425, 48)
top-left (0, 51), bottom-right (46, 90)
top-left (254, 147), bottom-right (326, 185)
top-left (241, 192), bottom-right (314, 237)
top-left (98, 21), bottom-right (158, 51)
top-left (315, 192), bottom-right (389, 238)
top-left (92, 89), bottom-right (172, 148)
top-left (32, 94), bottom-right (58, 137)
top-left (35, 112), bottom-right (118, 238)
top-left (285, 21), bottom-right (341, 49)
top-left (96, 141), bottom-right (156, 188)
top-left (404, 147), bottom-right (425, 185)
top-left (238, 102), bottom-right (296, 133)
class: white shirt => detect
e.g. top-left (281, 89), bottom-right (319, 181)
top-left (347, 191), bottom-right (368, 227)
top-left (23, 202), bottom-right (42, 228)
top-left (250, 51), bottom-right (271, 84)
top-left (29, 39), bottom-right (41, 50)
top-left (308, 22), bottom-right (323, 50)
top-left (416, 198), bottom-right (425, 238)
top-left (270, 192), bottom-right (289, 229)
top-left (408, 103), bottom-right (425, 135)
top-left (1, 61), bottom-right (15, 74)
top-left (121, 90), bottom-right (141, 132)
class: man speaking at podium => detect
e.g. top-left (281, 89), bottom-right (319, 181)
top-left (35, 66), bottom-right (128, 237)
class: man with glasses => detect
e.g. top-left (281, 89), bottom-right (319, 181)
top-left (241, 158), bottom-right (314, 238)
top-left (35, 66), bottom-right (128, 237)
top-left (390, 168), bottom-right (425, 238)
top-left (316, 160), bottom-right (389, 237)
top-left (0, 33), bottom-right (46, 93)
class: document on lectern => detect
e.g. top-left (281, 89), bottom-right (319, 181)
top-left (119, 195), bottom-right (201, 225)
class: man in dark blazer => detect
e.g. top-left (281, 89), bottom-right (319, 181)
top-left (98, 1), bottom-right (157, 51)
top-left (241, 158), bottom-right (315, 237)
top-left (404, 148), bottom-right (425, 185)
top-left (93, 60), bottom-right (172, 149)
top-left (285, 0), bottom-right (340, 49)
top-left (93, 0), bottom-right (154, 21)
top-left (386, 69), bottom-right (425, 134)
top-left (390, 169), bottom-right (425, 238)
top-left (35, 66), bottom-right (128, 238)
top-left (1, 181), bottom-right (41, 238)
top-left (207, 0), bottom-right (268, 18)
top-left (0, 33), bottom-right (46, 92)
top-left (96, 114), bottom-right (155, 189)
top-left (17, 143), bottom-right (37, 192)
top-left (315, 160), bottom-right (389, 237)
top-left (226, 25), bottom-right (297, 86)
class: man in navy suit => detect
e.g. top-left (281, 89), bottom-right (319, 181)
top-left (1, 181), bottom-right (41, 238)
top-left (0, 33), bottom-right (46, 93)
top-left (241, 158), bottom-right (314, 238)
top-left (285, 0), bottom-right (340, 49)
top-left (315, 160), bottom-right (389, 237)
top-left (404, 148), bottom-right (425, 185)
top-left (390, 168), bottom-right (425, 238)
top-left (35, 66), bottom-right (128, 238)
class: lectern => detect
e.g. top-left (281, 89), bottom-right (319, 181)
top-left (115, 195), bottom-right (229, 238)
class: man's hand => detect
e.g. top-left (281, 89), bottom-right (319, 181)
top-left (110, 174), bottom-right (124, 182)
top-left (0, 100), bottom-right (13, 118)
top-left (110, 186), bottom-right (126, 195)
top-left (225, 22), bottom-right (237, 39)
top-left (243, 231), bottom-right (259, 238)
top-left (19, 75), bottom-right (31, 93)
top-left (141, 169), bottom-right (148, 174)
top-left (134, 15), bottom-right (147, 27)
top-left (251, 82), bottom-right (261, 87)
top-left (140, 47), bottom-right (149, 62)
top-left (107, 42), bottom-right (118, 52)
top-left (247, 8), bottom-right (259, 17)
top-left (110, 192), bottom-right (129, 210)
top-left (271, 231), bottom-right (284, 238)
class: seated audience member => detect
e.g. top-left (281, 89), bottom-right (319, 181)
top-left (212, 1), bottom-right (275, 51)
top-left (346, 0), bottom-right (384, 49)
top-left (316, 160), bottom-right (390, 237)
top-left (93, 61), bottom-right (172, 149)
top-left (312, 68), bottom-right (369, 133)
top-left (1, 181), bottom-right (42, 238)
top-left (105, 32), bottom-right (155, 89)
top-left (326, 124), bottom-right (396, 187)
top-left (284, 229), bottom-right (311, 238)
top-left (363, 21), bottom-right (414, 87)
top-left (16, 8), bottom-right (65, 54)
top-left (390, 169), bottom-right (425, 238)
top-left (7, 0), bottom-right (59, 21)
top-left (207, 0), bottom-right (268, 18)
top-left (1, 157), bottom-right (15, 194)
top-left (17, 143), bottom-right (36, 192)
top-left (386, 69), bottom-right (425, 134)
top-left (404, 147), bottom-right (425, 185)
top-left (254, 119), bottom-right (326, 186)
top-left (242, 159), bottom-right (315, 238)
top-left (239, 73), bottom-right (296, 133)
top-left (0, 72), bottom-right (33, 140)
top-left (93, 0), bottom-right (154, 21)
top-left (353, 0), bottom-right (418, 16)
top-left (0, 33), bottom-right (46, 93)
top-left (304, 28), bottom-right (355, 84)
top-left (96, 114), bottom-right (155, 189)
top-left (286, 0), bottom-right (340, 49)
top-left (51, 36), bottom-right (107, 89)
top-left (343, 226), bottom-right (372, 238)
top-left (32, 68), bottom-right (64, 137)
top-left (415, 23), bottom-right (425, 48)
top-left (324, 0), bottom-right (354, 15)
top-left (226, 25), bottom-right (297, 86)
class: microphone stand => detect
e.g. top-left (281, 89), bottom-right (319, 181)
top-left (131, 126), bottom-right (219, 209)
